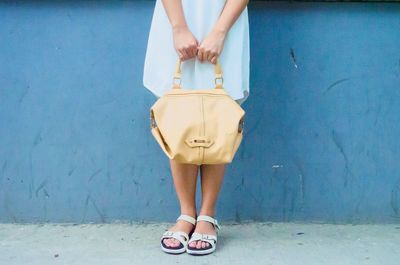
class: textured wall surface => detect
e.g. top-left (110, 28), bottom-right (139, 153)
top-left (0, 1), bottom-right (400, 223)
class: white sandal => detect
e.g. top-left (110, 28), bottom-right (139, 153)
top-left (186, 215), bottom-right (221, 255)
top-left (160, 214), bottom-right (197, 254)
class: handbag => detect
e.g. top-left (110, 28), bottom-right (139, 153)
top-left (149, 58), bottom-right (245, 165)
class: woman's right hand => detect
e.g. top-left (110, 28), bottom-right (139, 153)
top-left (172, 26), bottom-right (198, 61)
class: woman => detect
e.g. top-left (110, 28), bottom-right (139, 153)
top-left (143, 0), bottom-right (250, 255)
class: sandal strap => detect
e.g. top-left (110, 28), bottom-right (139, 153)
top-left (196, 215), bottom-right (221, 230)
top-left (188, 232), bottom-right (217, 246)
top-left (161, 230), bottom-right (189, 246)
top-left (177, 214), bottom-right (196, 225)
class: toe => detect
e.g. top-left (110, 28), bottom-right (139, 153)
top-left (196, 240), bottom-right (202, 249)
top-left (189, 241), bottom-right (196, 248)
top-left (201, 241), bottom-right (206, 248)
top-left (170, 238), bottom-right (179, 247)
top-left (163, 238), bottom-right (170, 247)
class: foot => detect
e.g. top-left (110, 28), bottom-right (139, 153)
top-left (163, 217), bottom-right (196, 248)
top-left (188, 219), bottom-right (217, 249)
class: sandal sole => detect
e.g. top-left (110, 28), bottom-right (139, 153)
top-left (186, 247), bottom-right (216, 255)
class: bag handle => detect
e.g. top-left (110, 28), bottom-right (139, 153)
top-left (172, 58), bottom-right (224, 89)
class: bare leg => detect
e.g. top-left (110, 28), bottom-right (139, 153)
top-left (188, 163), bottom-right (226, 249)
top-left (163, 159), bottom-right (199, 247)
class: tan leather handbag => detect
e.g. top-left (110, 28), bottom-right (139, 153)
top-left (149, 58), bottom-right (245, 165)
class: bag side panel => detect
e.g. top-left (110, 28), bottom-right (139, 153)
top-left (202, 95), bottom-right (245, 164)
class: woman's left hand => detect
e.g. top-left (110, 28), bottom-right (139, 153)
top-left (197, 28), bottom-right (227, 64)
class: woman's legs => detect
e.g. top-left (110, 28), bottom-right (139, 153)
top-left (163, 159), bottom-right (199, 247)
top-left (188, 163), bottom-right (226, 249)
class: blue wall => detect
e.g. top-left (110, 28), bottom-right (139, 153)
top-left (1, 1), bottom-right (399, 223)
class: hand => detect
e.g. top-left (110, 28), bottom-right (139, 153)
top-left (172, 26), bottom-right (199, 61)
top-left (197, 28), bottom-right (227, 64)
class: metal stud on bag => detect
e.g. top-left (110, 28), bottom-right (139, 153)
top-left (238, 117), bottom-right (244, 133)
top-left (150, 110), bottom-right (157, 129)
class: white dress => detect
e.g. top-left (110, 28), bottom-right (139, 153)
top-left (143, 0), bottom-right (250, 105)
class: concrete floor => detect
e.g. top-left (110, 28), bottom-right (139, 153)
top-left (0, 222), bottom-right (399, 265)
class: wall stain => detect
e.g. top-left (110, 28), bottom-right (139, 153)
top-left (90, 197), bottom-right (105, 223)
top-left (298, 173), bottom-right (305, 206)
top-left (68, 167), bottom-right (75, 176)
top-left (82, 194), bottom-right (91, 221)
top-left (290, 48), bottom-right (299, 69)
top-left (90, 155), bottom-right (97, 168)
top-left (293, 159), bottom-right (306, 206)
top-left (82, 193), bottom-right (106, 223)
top-left (398, 58), bottom-right (400, 75)
top-left (29, 129), bottom-right (43, 199)
top-left (390, 178), bottom-right (400, 216)
top-left (88, 169), bottom-right (102, 182)
top-left (374, 100), bottom-right (382, 126)
top-left (35, 179), bottom-right (48, 198)
top-left (324, 78), bottom-right (350, 94)
top-left (132, 178), bottom-right (140, 195)
top-left (0, 160), bottom-right (7, 183)
top-left (282, 175), bottom-right (297, 221)
top-left (43, 188), bottom-right (50, 198)
top-left (247, 183), bottom-right (264, 209)
top-left (19, 85), bottom-right (30, 103)
top-left (235, 205), bottom-right (241, 223)
top-left (331, 129), bottom-right (354, 187)
top-left (354, 184), bottom-right (365, 217)
top-left (271, 165), bottom-right (281, 186)
top-left (234, 176), bottom-right (244, 191)
top-left (33, 131), bottom-right (42, 147)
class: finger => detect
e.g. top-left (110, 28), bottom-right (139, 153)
top-left (180, 47), bottom-right (189, 61)
top-left (188, 41), bottom-right (198, 58)
top-left (202, 50), bottom-right (210, 62)
top-left (197, 48), bottom-right (204, 62)
top-left (210, 55), bottom-right (218, 64)
top-left (187, 45), bottom-right (195, 58)
top-left (207, 51), bottom-right (215, 62)
top-left (201, 241), bottom-right (206, 248)
top-left (177, 50), bottom-right (184, 61)
top-left (191, 44), bottom-right (198, 58)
